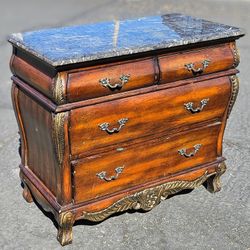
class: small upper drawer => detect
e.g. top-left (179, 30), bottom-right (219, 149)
top-left (67, 58), bottom-right (157, 102)
top-left (69, 76), bottom-right (231, 157)
top-left (158, 43), bottom-right (236, 83)
top-left (72, 123), bottom-right (221, 203)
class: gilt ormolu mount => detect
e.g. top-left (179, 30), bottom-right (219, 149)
top-left (8, 13), bottom-right (244, 245)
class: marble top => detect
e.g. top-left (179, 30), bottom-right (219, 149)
top-left (8, 13), bottom-right (244, 67)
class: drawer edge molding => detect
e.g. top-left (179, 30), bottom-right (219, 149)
top-left (80, 162), bottom-right (226, 222)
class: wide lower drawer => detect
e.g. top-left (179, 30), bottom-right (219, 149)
top-left (70, 76), bottom-right (231, 156)
top-left (72, 123), bottom-right (221, 203)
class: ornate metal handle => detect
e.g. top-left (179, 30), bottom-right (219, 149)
top-left (99, 74), bottom-right (130, 90)
top-left (184, 98), bottom-right (209, 113)
top-left (96, 166), bottom-right (124, 182)
top-left (99, 118), bottom-right (128, 134)
top-left (185, 59), bottom-right (210, 74)
top-left (178, 144), bottom-right (202, 158)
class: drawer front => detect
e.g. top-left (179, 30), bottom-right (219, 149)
top-left (73, 124), bottom-right (220, 203)
top-left (159, 43), bottom-right (235, 83)
top-left (67, 58), bottom-right (156, 102)
top-left (70, 76), bottom-right (231, 156)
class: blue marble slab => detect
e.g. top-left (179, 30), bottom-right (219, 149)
top-left (8, 13), bottom-right (244, 67)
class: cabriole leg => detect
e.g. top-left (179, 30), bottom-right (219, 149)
top-left (22, 181), bottom-right (33, 203)
top-left (205, 162), bottom-right (227, 193)
top-left (57, 211), bottom-right (75, 246)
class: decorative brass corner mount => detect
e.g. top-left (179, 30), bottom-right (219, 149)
top-left (57, 211), bottom-right (76, 246)
top-left (81, 170), bottom-right (215, 222)
top-left (205, 162), bottom-right (227, 193)
top-left (228, 75), bottom-right (239, 117)
top-left (231, 43), bottom-right (240, 68)
top-left (53, 73), bottom-right (66, 105)
top-left (52, 112), bottom-right (66, 167)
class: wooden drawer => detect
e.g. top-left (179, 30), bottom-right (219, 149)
top-left (72, 123), bottom-right (221, 203)
top-left (70, 76), bottom-right (231, 156)
top-left (67, 58), bottom-right (157, 102)
top-left (158, 43), bottom-right (236, 83)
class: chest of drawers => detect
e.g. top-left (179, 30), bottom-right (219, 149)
top-left (8, 13), bottom-right (244, 245)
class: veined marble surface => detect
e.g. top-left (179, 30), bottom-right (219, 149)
top-left (8, 13), bottom-right (244, 66)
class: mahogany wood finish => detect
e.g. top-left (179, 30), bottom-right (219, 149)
top-left (159, 42), bottom-right (236, 83)
top-left (11, 69), bottom-right (238, 114)
top-left (10, 42), bottom-right (236, 104)
top-left (12, 85), bottom-right (72, 205)
top-left (73, 123), bottom-right (221, 203)
top-left (17, 88), bottom-right (59, 196)
top-left (11, 55), bottom-right (54, 99)
top-left (21, 180), bottom-right (33, 203)
top-left (67, 57), bottom-right (157, 102)
top-left (10, 39), bottom-right (241, 246)
top-left (70, 76), bottom-right (231, 156)
top-left (73, 162), bottom-right (220, 213)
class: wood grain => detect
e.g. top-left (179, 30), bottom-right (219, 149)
top-left (19, 164), bottom-right (60, 216)
top-left (70, 76), bottom-right (231, 156)
top-left (18, 89), bottom-right (59, 196)
top-left (72, 162), bottom-right (220, 214)
top-left (9, 35), bottom-right (242, 246)
top-left (12, 69), bottom-right (238, 113)
top-left (11, 43), bottom-right (235, 105)
top-left (11, 55), bottom-right (54, 99)
top-left (73, 123), bottom-right (221, 203)
top-left (11, 84), bottom-right (28, 165)
top-left (67, 57), bottom-right (157, 102)
top-left (159, 43), bottom-right (235, 83)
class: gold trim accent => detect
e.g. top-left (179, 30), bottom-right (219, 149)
top-left (53, 73), bottom-right (66, 104)
top-left (206, 162), bottom-right (227, 193)
top-left (232, 43), bottom-right (240, 68)
top-left (52, 112), bottom-right (66, 166)
top-left (81, 171), bottom-right (213, 222)
top-left (57, 211), bottom-right (75, 246)
top-left (228, 75), bottom-right (239, 117)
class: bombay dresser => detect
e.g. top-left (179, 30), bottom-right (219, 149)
top-left (8, 14), bottom-right (244, 245)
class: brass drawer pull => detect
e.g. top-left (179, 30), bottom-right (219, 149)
top-left (178, 144), bottom-right (202, 158)
top-left (185, 59), bottom-right (210, 74)
top-left (184, 98), bottom-right (209, 113)
top-left (96, 166), bottom-right (124, 182)
top-left (99, 74), bottom-right (130, 90)
top-left (99, 118), bottom-right (128, 134)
